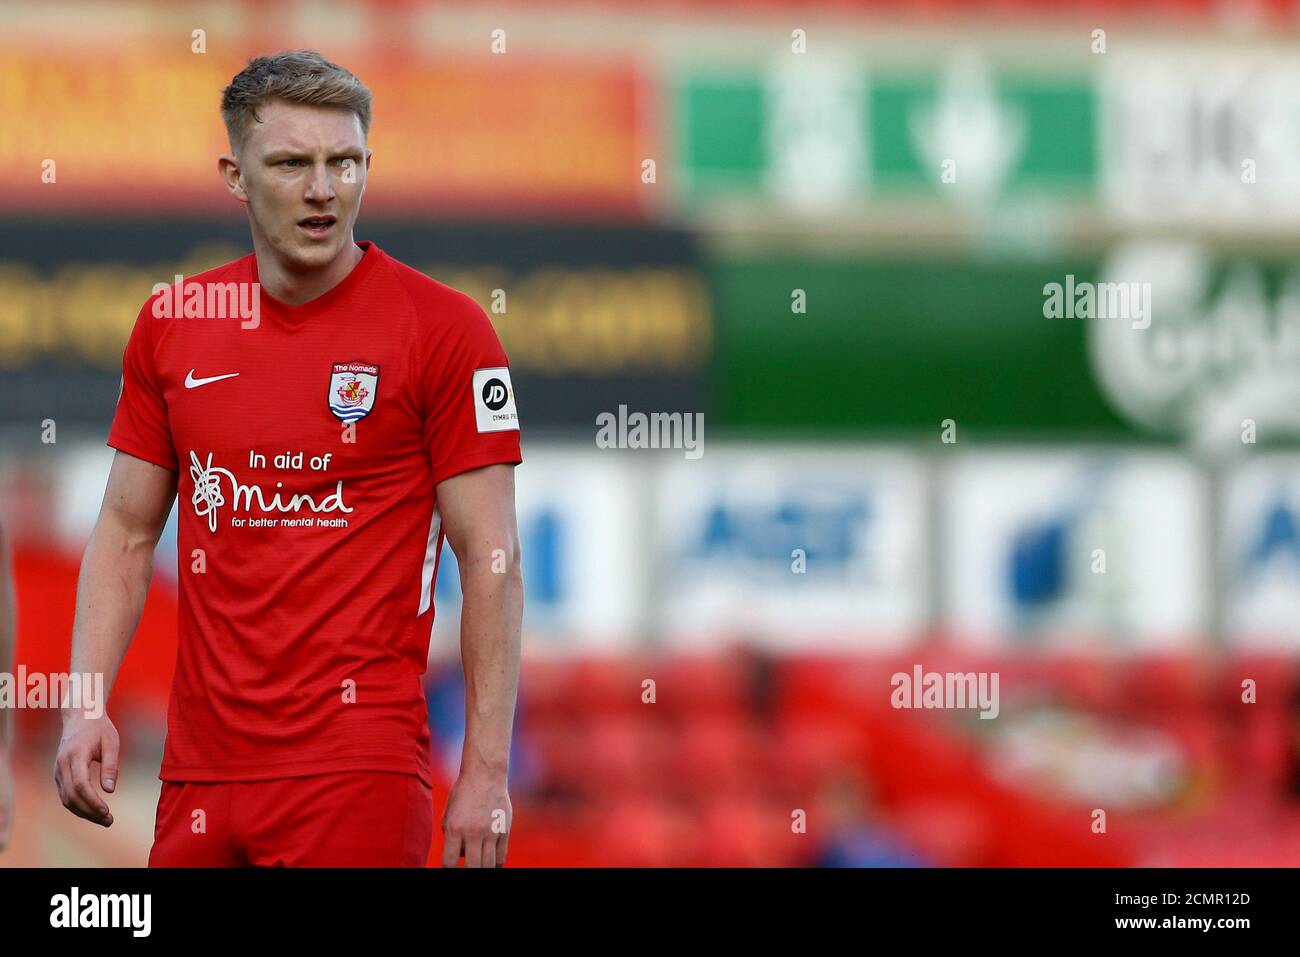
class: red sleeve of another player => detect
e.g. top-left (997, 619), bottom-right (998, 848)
top-left (421, 293), bottom-right (522, 488)
top-left (107, 300), bottom-right (179, 472)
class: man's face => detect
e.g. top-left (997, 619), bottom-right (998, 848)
top-left (229, 98), bottom-right (370, 271)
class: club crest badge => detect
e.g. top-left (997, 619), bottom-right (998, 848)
top-left (328, 361), bottom-right (379, 424)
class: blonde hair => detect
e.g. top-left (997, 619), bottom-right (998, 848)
top-left (221, 50), bottom-right (372, 151)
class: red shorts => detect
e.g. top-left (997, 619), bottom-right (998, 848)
top-left (147, 771), bottom-right (434, 867)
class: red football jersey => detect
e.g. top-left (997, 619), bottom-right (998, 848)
top-left (108, 241), bottom-right (521, 785)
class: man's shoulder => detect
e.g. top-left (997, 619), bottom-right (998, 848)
top-left (377, 249), bottom-right (486, 325)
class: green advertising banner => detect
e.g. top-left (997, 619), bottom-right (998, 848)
top-left (711, 245), bottom-right (1300, 446)
top-left (708, 254), bottom-right (1125, 437)
top-left (677, 60), bottom-right (1096, 207)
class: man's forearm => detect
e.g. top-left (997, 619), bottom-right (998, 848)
top-left (457, 552), bottom-right (523, 777)
top-left (65, 520), bottom-right (157, 718)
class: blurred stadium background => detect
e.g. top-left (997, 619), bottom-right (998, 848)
top-left (5, 0), bottom-right (1300, 867)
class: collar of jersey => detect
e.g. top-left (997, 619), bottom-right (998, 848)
top-left (253, 241), bottom-right (381, 325)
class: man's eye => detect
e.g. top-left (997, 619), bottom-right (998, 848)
top-left (280, 159), bottom-right (302, 167)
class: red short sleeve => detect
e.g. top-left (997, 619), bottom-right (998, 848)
top-left (107, 299), bottom-right (179, 472)
top-left (421, 292), bottom-right (522, 487)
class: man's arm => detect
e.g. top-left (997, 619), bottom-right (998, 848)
top-left (54, 451), bottom-right (177, 828)
top-left (0, 519), bottom-right (15, 850)
top-left (436, 463), bottom-right (522, 868)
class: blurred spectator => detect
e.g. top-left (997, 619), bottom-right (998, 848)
top-left (811, 770), bottom-right (933, 868)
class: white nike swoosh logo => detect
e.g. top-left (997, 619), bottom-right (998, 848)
top-left (185, 370), bottom-right (240, 389)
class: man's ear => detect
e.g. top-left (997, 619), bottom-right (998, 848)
top-left (364, 147), bottom-right (373, 171)
top-left (217, 153), bottom-right (249, 204)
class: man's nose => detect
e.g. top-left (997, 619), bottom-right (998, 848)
top-left (304, 163), bottom-right (335, 202)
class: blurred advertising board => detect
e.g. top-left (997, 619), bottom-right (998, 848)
top-left (1099, 48), bottom-right (1300, 228)
top-left (708, 252), bottom-right (1125, 436)
top-left (0, 52), bottom-right (650, 218)
top-left (0, 219), bottom-right (712, 430)
top-left (1221, 455), bottom-right (1300, 649)
top-left (676, 55), bottom-right (1094, 212)
top-left (677, 46), bottom-right (1300, 234)
top-left (9, 30), bottom-right (1300, 235)
top-left (942, 451), bottom-right (1210, 651)
top-left (1087, 242), bottom-right (1300, 454)
top-left (432, 445), bottom-right (645, 656)
top-left (650, 446), bottom-right (929, 650)
top-left (712, 243), bottom-right (1300, 444)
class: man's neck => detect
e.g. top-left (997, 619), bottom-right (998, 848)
top-left (255, 239), bottom-right (365, 307)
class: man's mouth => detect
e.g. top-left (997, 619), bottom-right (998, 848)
top-left (297, 215), bottom-right (336, 238)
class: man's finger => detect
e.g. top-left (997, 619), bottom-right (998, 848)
top-left (60, 775), bottom-right (103, 825)
top-left (441, 831), bottom-right (464, 868)
top-left (55, 755), bottom-right (80, 814)
top-left (100, 734), bottom-right (120, 793)
top-left (68, 752), bottom-right (111, 825)
top-left (464, 833), bottom-right (483, 868)
top-left (68, 751), bottom-right (104, 812)
top-left (69, 780), bottom-right (111, 826)
top-left (55, 753), bottom-right (88, 818)
top-left (480, 835), bottom-right (496, 869)
top-left (495, 831), bottom-right (509, 868)
top-left (54, 756), bottom-right (68, 803)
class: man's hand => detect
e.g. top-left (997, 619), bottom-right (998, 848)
top-left (441, 769), bottom-right (511, 867)
top-left (53, 714), bottom-right (119, 828)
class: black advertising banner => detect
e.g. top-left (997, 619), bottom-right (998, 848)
top-left (0, 217), bottom-right (712, 433)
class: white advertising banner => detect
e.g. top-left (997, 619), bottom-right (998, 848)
top-left (651, 445), bottom-right (929, 650)
top-left (1221, 455), bottom-right (1300, 649)
top-left (1100, 48), bottom-right (1300, 227)
top-left (943, 451), bottom-right (1209, 651)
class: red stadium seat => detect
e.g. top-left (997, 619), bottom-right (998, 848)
top-left (665, 715), bottom-right (765, 795)
top-left (651, 653), bottom-right (752, 719)
top-left (590, 797), bottom-right (697, 868)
